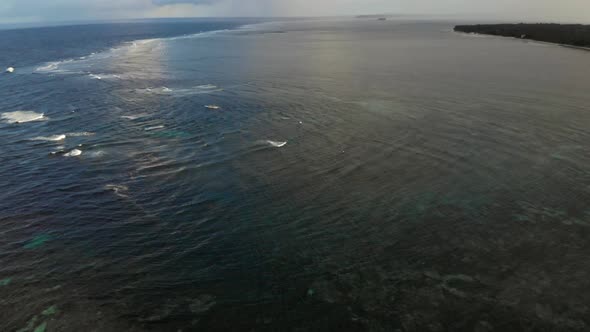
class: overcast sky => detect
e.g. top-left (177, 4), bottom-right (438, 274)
top-left (1, 0), bottom-right (589, 24)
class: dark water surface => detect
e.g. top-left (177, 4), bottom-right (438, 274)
top-left (2, 18), bottom-right (590, 331)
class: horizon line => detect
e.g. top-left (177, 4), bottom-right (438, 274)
top-left (1, 14), bottom-right (587, 31)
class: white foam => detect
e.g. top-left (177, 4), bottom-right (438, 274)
top-left (121, 114), bottom-right (148, 120)
top-left (135, 85), bottom-right (221, 96)
top-left (6, 67), bottom-right (14, 73)
top-left (456, 32), bottom-right (494, 39)
top-left (135, 87), bottom-right (171, 95)
top-left (34, 27), bottom-right (235, 76)
top-left (31, 134), bottom-right (66, 142)
top-left (176, 85), bottom-right (223, 96)
top-left (267, 140), bottom-right (287, 148)
top-left (64, 149), bottom-right (82, 157)
top-left (36, 62), bottom-right (59, 72)
top-left (145, 125), bottom-right (165, 131)
top-left (104, 184), bottom-right (129, 198)
top-left (89, 73), bottom-right (122, 80)
top-left (1, 111), bottom-right (46, 124)
top-left (35, 59), bottom-right (77, 73)
top-left (238, 21), bottom-right (282, 32)
top-left (166, 29), bottom-right (230, 41)
top-left (66, 132), bottom-right (95, 137)
top-left (204, 105), bottom-right (221, 110)
top-left (196, 84), bottom-right (218, 90)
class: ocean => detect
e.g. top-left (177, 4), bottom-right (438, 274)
top-left (2, 18), bottom-right (590, 331)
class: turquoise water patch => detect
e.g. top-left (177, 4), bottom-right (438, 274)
top-left (24, 234), bottom-right (52, 249)
top-left (16, 306), bottom-right (56, 332)
top-left (0, 277), bottom-right (11, 286)
top-left (551, 153), bottom-right (565, 160)
top-left (16, 316), bottom-right (37, 332)
top-left (33, 322), bottom-right (47, 332)
top-left (42, 305), bottom-right (58, 316)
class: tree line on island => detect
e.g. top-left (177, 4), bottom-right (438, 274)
top-left (454, 23), bottom-right (590, 48)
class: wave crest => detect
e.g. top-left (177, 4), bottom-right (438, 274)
top-left (31, 134), bottom-right (66, 141)
top-left (63, 149), bottom-right (82, 157)
top-left (266, 140), bottom-right (287, 148)
top-left (2, 111), bottom-right (46, 124)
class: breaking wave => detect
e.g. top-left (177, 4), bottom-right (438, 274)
top-left (63, 149), bottom-right (82, 157)
top-left (34, 27), bottom-right (238, 75)
top-left (1, 111), bottom-right (46, 124)
top-left (266, 140), bottom-right (287, 148)
top-left (121, 114), bottom-right (149, 120)
top-left (145, 125), bottom-right (165, 131)
top-left (88, 73), bottom-right (123, 80)
top-left (31, 134), bottom-right (66, 141)
top-left (135, 85), bottom-right (223, 96)
top-left (104, 184), bottom-right (130, 198)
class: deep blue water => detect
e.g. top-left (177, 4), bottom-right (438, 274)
top-left (2, 18), bottom-right (590, 331)
top-left (0, 19), bottom-right (258, 68)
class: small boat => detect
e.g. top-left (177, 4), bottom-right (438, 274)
top-left (5, 67), bottom-right (14, 73)
top-left (204, 105), bottom-right (221, 110)
top-left (378, 17), bottom-right (387, 21)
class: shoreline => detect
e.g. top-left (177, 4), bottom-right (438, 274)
top-left (454, 23), bottom-right (590, 52)
top-left (454, 30), bottom-right (590, 52)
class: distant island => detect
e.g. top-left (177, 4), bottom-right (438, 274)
top-left (356, 15), bottom-right (386, 19)
top-left (454, 23), bottom-right (590, 48)
top-left (356, 14), bottom-right (389, 20)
